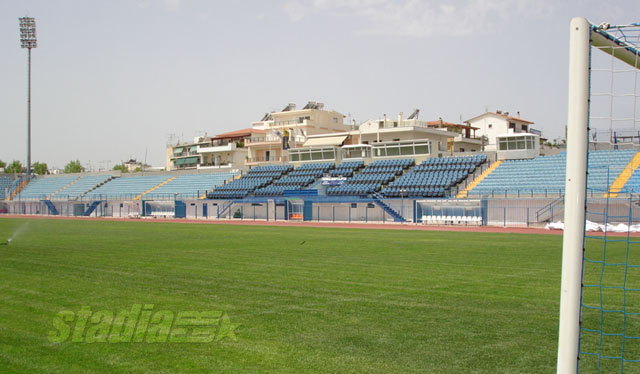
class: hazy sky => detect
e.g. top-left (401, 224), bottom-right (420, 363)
top-left (0, 0), bottom-right (636, 170)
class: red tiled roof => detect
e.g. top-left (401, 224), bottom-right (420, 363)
top-left (490, 112), bottom-right (534, 124)
top-left (213, 128), bottom-right (263, 139)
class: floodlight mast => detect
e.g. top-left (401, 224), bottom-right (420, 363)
top-left (19, 17), bottom-right (37, 176)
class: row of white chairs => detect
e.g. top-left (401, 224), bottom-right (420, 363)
top-left (421, 215), bottom-right (482, 225)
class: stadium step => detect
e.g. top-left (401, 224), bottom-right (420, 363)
top-left (372, 193), bottom-right (405, 222)
top-left (42, 200), bottom-right (59, 215)
top-left (456, 160), bottom-right (503, 198)
top-left (604, 151), bottom-right (640, 198)
top-left (80, 176), bottom-right (115, 198)
top-left (83, 201), bottom-right (102, 216)
top-left (199, 174), bottom-right (237, 199)
top-left (47, 176), bottom-right (82, 200)
top-left (217, 200), bottom-right (234, 218)
top-left (133, 176), bottom-right (176, 200)
top-left (7, 178), bottom-right (30, 201)
top-left (535, 196), bottom-right (564, 223)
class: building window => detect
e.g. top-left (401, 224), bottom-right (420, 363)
top-left (488, 124), bottom-right (493, 129)
top-left (498, 135), bottom-right (535, 151)
top-left (371, 140), bottom-right (431, 157)
top-left (333, 118), bottom-right (338, 123)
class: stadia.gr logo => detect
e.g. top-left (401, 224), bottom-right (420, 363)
top-left (48, 304), bottom-right (239, 343)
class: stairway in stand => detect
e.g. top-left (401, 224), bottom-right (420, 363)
top-left (372, 193), bottom-right (405, 222)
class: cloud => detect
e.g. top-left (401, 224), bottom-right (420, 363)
top-left (309, 0), bottom-right (555, 37)
top-left (136, 0), bottom-right (152, 9)
top-left (164, 0), bottom-right (181, 11)
top-left (283, 0), bottom-right (307, 22)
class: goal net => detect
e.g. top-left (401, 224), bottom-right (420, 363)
top-left (558, 19), bottom-right (640, 373)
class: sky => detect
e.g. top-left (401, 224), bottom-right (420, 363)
top-left (0, 0), bottom-right (636, 170)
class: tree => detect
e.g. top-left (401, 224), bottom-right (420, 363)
top-left (4, 160), bottom-right (24, 174)
top-left (64, 160), bottom-right (84, 174)
top-left (112, 164), bottom-right (128, 173)
top-left (133, 166), bottom-right (143, 172)
top-left (32, 162), bottom-right (48, 175)
top-left (0, 160), bottom-right (5, 169)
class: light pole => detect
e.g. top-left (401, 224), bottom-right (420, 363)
top-left (19, 17), bottom-right (37, 176)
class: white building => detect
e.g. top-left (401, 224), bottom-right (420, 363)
top-left (287, 112), bottom-right (474, 165)
top-left (465, 110), bottom-right (538, 151)
top-left (245, 101), bottom-right (351, 165)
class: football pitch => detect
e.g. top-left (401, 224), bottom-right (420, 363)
top-left (0, 218), bottom-right (562, 373)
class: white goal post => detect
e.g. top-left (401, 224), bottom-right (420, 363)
top-left (557, 17), bottom-right (640, 373)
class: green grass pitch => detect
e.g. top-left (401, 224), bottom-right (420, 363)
top-left (0, 218), bottom-right (563, 373)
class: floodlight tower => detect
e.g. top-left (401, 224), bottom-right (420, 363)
top-left (19, 17), bottom-right (37, 176)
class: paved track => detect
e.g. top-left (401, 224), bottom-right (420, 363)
top-left (5, 214), bottom-right (639, 236)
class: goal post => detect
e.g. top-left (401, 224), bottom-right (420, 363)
top-left (557, 17), bottom-right (591, 374)
top-left (558, 18), bottom-right (640, 373)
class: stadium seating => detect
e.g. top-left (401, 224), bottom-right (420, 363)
top-left (49, 175), bottom-right (113, 200)
top-left (208, 165), bottom-right (293, 199)
top-left (468, 150), bottom-right (636, 196)
top-left (382, 155), bottom-right (485, 198)
top-left (0, 176), bottom-right (13, 200)
top-left (288, 162), bottom-right (335, 178)
top-left (327, 158), bottom-right (414, 196)
top-left (144, 172), bottom-right (238, 199)
top-left (10, 150), bottom-right (636, 204)
top-left (589, 150), bottom-right (636, 193)
top-left (86, 175), bottom-right (172, 200)
top-left (623, 169), bottom-right (640, 193)
top-left (329, 161), bottom-right (364, 177)
top-left (15, 176), bottom-right (79, 200)
top-left (252, 163), bottom-right (333, 196)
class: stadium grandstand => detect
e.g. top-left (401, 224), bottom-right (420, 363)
top-left (466, 150), bottom-right (637, 197)
top-left (0, 175), bottom-right (14, 200)
top-left (3, 147), bottom-right (640, 224)
top-left (2, 99), bottom-right (640, 225)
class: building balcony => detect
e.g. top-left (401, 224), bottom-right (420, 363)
top-left (197, 163), bottom-right (233, 170)
top-left (246, 135), bottom-right (305, 146)
top-left (172, 151), bottom-right (200, 158)
top-left (453, 135), bottom-right (483, 144)
top-left (245, 156), bottom-right (288, 165)
top-left (246, 136), bottom-right (281, 145)
top-left (197, 143), bottom-right (237, 153)
top-left (272, 119), bottom-right (314, 127)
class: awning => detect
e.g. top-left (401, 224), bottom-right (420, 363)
top-left (174, 147), bottom-right (184, 153)
top-left (302, 135), bottom-right (347, 147)
top-left (175, 157), bottom-right (198, 165)
top-left (189, 146), bottom-right (198, 152)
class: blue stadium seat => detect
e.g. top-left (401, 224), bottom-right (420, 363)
top-left (468, 150), bottom-right (636, 196)
top-left (380, 155), bottom-right (484, 198)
